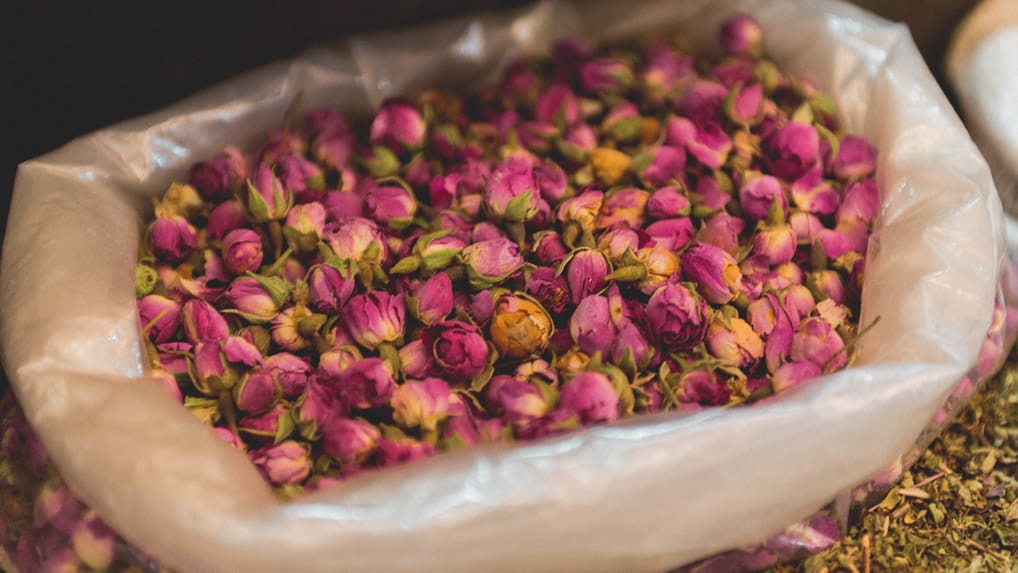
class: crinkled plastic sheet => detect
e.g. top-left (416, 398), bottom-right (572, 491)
top-left (0, 0), bottom-right (1003, 571)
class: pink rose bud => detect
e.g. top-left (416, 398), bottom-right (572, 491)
top-left (739, 173), bottom-right (787, 220)
top-left (765, 121), bottom-right (820, 181)
top-left (697, 211), bottom-right (745, 255)
top-left (559, 371), bottom-right (619, 424)
top-left (264, 352), bottom-right (312, 398)
top-left (632, 145), bottom-right (687, 187)
top-left (634, 246), bottom-right (682, 295)
top-left (486, 375), bottom-right (547, 420)
top-left (245, 163), bottom-right (293, 223)
top-left (148, 214), bottom-right (198, 262)
top-left (598, 187), bottom-right (649, 229)
top-left (334, 357), bottom-right (396, 412)
top-left (472, 221), bottom-right (505, 243)
top-left (789, 210), bottom-right (824, 243)
top-left (719, 13), bottom-right (763, 57)
top-left (258, 129), bottom-right (305, 164)
top-left (682, 241), bottom-right (743, 304)
top-left (598, 226), bottom-right (642, 260)
top-left (322, 418), bottom-right (380, 465)
top-left (399, 339), bottom-right (436, 379)
top-left (780, 285), bottom-right (816, 329)
top-left (157, 341), bottom-right (191, 374)
top-left (580, 57), bottom-right (634, 99)
top-left (676, 80), bottom-right (729, 126)
top-left (535, 83), bottom-right (580, 126)
top-left (391, 377), bottom-right (452, 431)
top-left (536, 159), bottom-right (569, 204)
top-left (343, 292), bottom-right (405, 350)
top-left (285, 201), bottom-right (327, 239)
top-left (193, 342), bottom-right (224, 385)
top-left (468, 290), bottom-right (496, 325)
top-left (526, 266), bottom-right (571, 315)
top-left (151, 368), bottom-right (183, 402)
top-left (639, 43), bottom-right (694, 102)
top-left (753, 224), bottom-right (797, 265)
top-left (207, 199), bottom-right (248, 241)
top-left (323, 190), bottom-right (364, 220)
top-left (226, 276), bottom-right (285, 322)
top-left (309, 114), bottom-right (355, 169)
top-left (324, 217), bottom-right (388, 265)
top-left (71, 511), bottom-right (115, 571)
top-left (791, 168), bottom-right (840, 215)
top-left (307, 264), bottom-right (355, 315)
top-left (422, 320), bottom-right (489, 382)
top-left (403, 154), bottom-right (433, 189)
top-left (365, 184), bottom-right (418, 230)
top-left (370, 99), bottom-right (426, 155)
top-left (807, 270), bottom-right (846, 305)
top-left (407, 272), bottom-right (454, 325)
top-left (250, 440), bottom-right (311, 486)
top-left (557, 190), bottom-right (604, 231)
top-left (566, 249), bottom-right (611, 304)
top-left (484, 157), bottom-right (540, 223)
top-left (644, 217), bottom-right (696, 252)
top-left (610, 320), bottom-right (654, 369)
top-left (222, 229), bottom-right (264, 275)
top-left (460, 237), bottom-right (524, 290)
top-left (746, 294), bottom-right (784, 337)
top-left (182, 299), bottom-right (229, 344)
top-left (377, 437), bottom-right (436, 466)
top-left (706, 317), bottom-right (765, 367)
top-left (690, 171), bottom-right (733, 214)
top-left (534, 230), bottom-right (570, 265)
top-left (212, 426), bottom-right (245, 450)
top-left (724, 82), bottom-right (764, 126)
top-left (646, 282), bottom-right (709, 351)
top-left (686, 122), bottom-right (733, 169)
top-left (772, 360), bottom-right (822, 393)
top-left (239, 403), bottom-right (294, 443)
top-left (501, 60), bottom-right (540, 106)
top-left (664, 115), bottom-right (697, 148)
top-left (187, 146), bottom-right (246, 200)
top-left (676, 369), bottom-right (731, 406)
top-left (558, 123), bottom-right (598, 163)
top-left (234, 367), bottom-right (281, 413)
top-left (602, 101), bottom-right (642, 142)
top-left (647, 186), bottom-right (691, 219)
top-left (275, 152), bottom-right (325, 193)
top-left (838, 177), bottom-right (879, 224)
top-left (318, 346), bottom-right (362, 379)
top-left (296, 378), bottom-right (338, 438)
top-left (138, 294), bottom-right (180, 343)
top-left (569, 294), bottom-right (619, 356)
top-left (791, 317), bottom-right (847, 371)
top-left (832, 135), bottom-right (876, 180)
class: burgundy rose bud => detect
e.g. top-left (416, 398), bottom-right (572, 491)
top-left (566, 249), bottom-right (611, 304)
top-left (307, 264), bottom-right (355, 315)
top-left (706, 317), bottom-right (764, 367)
top-left (245, 163), bottom-right (293, 223)
top-left (275, 152), bottom-right (325, 193)
top-left (832, 135), bottom-right (876, 180)
top-left (697, 211), bottom-right (745, 255)
top-left (557, 190), bottom-right (604, 231)
top-left (222, 335), bottom-right (263, 367)
top-left (187, 146), bottom-right (246, 200)
top-left (234, 368), bottom-right (282, 413)
top-left (392, 377), bottom-right (452, 431)
top-left (610, 320), bottom-right (654, 369)
top-left (719, 13), bottom-right (763, 57)
top-left (791, 168), bottom-right (840, 215)
top-left (406, 272), bottom-right (454, 325)
top-left (526, 266), bottom-right (571, 314)
top-left (148, 215), bottom-right (198, 262)
top-left (264, 352), bottom-right (312, 398)
top-left (632, 145), bottom-right (686, 187)
top-left (739, 173), bottom-right (787, 220)
top-left (647, 186), bottom-right (691, 219)
top-left (225, 276), bottom-right (283, 323)
top-left (597, 226), bottom-right (641, 260)
top-left (322, 418), bottom-right (380, 464)
top-left (460, 237), bottom-right (525, 290)
top-left (207, 200), bottom-right (248, 241)
top-left (753, 224), bottom-right (797, 265)
top-left (334, 357), bottom-right (396, 411)
top-left (182, 299), bottom-right (229, 344)
top-left (598, 187), bottom-right (649, 229)
top-left (772, 361), bottom-right (822, 393)
top-left (682, 241), bottom-right (743, 304)
top-left (559, 372), bottom-right (619, 424)
top-left (324, 217), bottom-right (387, 265)
top-left (765, 121), bottom-right (820, 181)
top-left (676, 369), bottom-right (731, 406)
top-left (422, 320), bottom-right (489, 382)
top-left (138, 295), bottom-right (180, 343)
top-left (71, 511), bottom-right (116, 570)
top-left (486, 375), bottom-right (547, 420)
top-left (398, 339), bottom-right (436, 379)
top-left (250, 440), bottom-right (311, 486)
top-left (602, 101), bottom-right (642, 142)
top-left (534, 230), bottom-right (570, 266)
top-left (343, 291), bottom-right (405, 350)
top-left (580, 57), bottom-right (634, 99)
top-left (535, 83), bottom-right (580, 126)
top-left (400, 230), bottom-right (467, 273)
top-left (569, 294), bottom-right (619, 356)
top-left (221, 229), bottom-right (264, 275)
top-left (296, 379), bottom-right (337, 438)
top-left (468, 290), bottom-right (496, 325)
top-left (676, 80), bottom-right (728, 126)
top-left (791, 317), bottom-right (847, 371)
top-left (484, 157), bottom-right (540, 223)
top-left (365, 184), bottom-right (418, 230)
top-left (686, 122), bottom-right (733, 169)
top-left (370, 99), bottom-right (426, 155)
top-left (644, 217), bottom-right (696, 252)
top-left (646, 282), bottom-right (709, 351)
top-left (838, 177), bottom-right (879, 224)
top-left (724, 82), bottom-right (765, 126)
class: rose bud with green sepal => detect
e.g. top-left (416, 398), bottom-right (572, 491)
top-left (138, 295), bottom-right (181, 344)
top-left (148, 215), bottom-right (198, 263)
top-left (681, 241), bottom-right (744, 305)
top-left (459, 237), bottom-right (524, 290)
top-left (322, 418), bottom-right (380, 466)
top-left (244, 163), bottom-right (293, 223)
top-left (249, 440), bottom-right (311, 486)
top-left (370, 99), bottom-right (427, 156)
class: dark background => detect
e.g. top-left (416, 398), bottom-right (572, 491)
top-left (0, 0), bottom-right (980, 237)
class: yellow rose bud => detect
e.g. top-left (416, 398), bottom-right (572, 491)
top-left (489, 293), bottom-right (554, 360)
top-left (557, 348), bottom-right (591, 374)
top-left (591, 147), bottom-right (631, 186)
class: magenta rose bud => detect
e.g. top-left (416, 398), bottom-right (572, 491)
top-left (307, 264), bottom-right (355, 315)
top-left (559, 372), bottom-right (619, 424)
top-left (580, 57), bottom-right (634, 98)
top-left (569, 294), bottom-right (619, 356)
top-left (646, 282), bottom-right (709, 351)
top-left (832, 135), bottom-right (876, 180)
top-left (399, 339), bottom-right (436, 379)
top-left (239, 403), bottom-right (293, 442)
top-left (323, 190), bottom-right (364, 220)
top-left (245, 163), bottom-right (293, 223)
top-left (309, 113), bottom-right (355, 169)
top-left (753, 224), bottom-right (797, 265)
top-left (365, 184), bottom-right (418, 230)
top-left (739, 173), bottom-right (787, 220)
top-left (772, 361), bottom-right (822, 393)
top-left (407, 272), bottom-right (454, 325)
top-left (676, 369), bottom-right (731, 406)
top-left (534, 231), bottom-right (570, 265)
top-left (422, 320), bottom-right (489, 382)
top-left (676, 80), bottom-right (729, 126)
top-left (644, 217), bottom-right (696, 252)
top-left (535, 83), bottom-right (580, 126)
top-left (148, 215), bottom-right (197, 262)
top-left (838, 177), bottom-right (879, 225)
top-left (725, 82), bottom-right (764, 126)
top-left (325, 217), bottom-right (387, 265)
top-left (343, 292), bottom-right (405, 350)
top-left (226, 276), bottom-right (283, 322)
top-left (610, 320), bottom-right (654, 369)
top-left (234, 368), bottom-right (281, 413)
top-left (807, 269), bottom-right (847, 305)
top-left (221, 229), bottom-right (264, 275)
top-left (526, 266), bottom-right (571, 315)
top-left (322, 418), bottom-right (380, 464)
top-left (791, 317), bottom-right (847, 371)
top-left (706, 317), bottom-right (765, 367)
top-left (686, 122), bottom-right (733, 169)
top-left (791, 168), bottom-right (840, 216)
top-left (719, 13), bottom-right (763, 57)
top-left (484, 157), bottom-right (540, 223)
top-left (697, 211), bottom-right (745, 255)
top-left (182, 299), bottom-right (229, 344)
top-left (207, 200), bottom-right (248, 241)
top-left (392, 377), bottom-right (452, 431)
top-left (472, 221), bottom-right (505, 243)
top-left (632, 145), bottom-right (686, 187)
top-left (566, 249), bottom-right (611, 304)
top-left (138, 294), bottom-right (180, 343)
top-left (487, 375), bottom-right (547, 420)
top-left (318, 346), bottom-right (361, 379)
top-left (370, 99), bottom-right (426, 155)
top-left (682, 241), bottom-right (743, 304)
top-left (250, 440), bottom-right (311, 486)
top-left (460, 237), bottom-right (525, 290)
top-left (187, 146), bottom-right (246, 200)
top-left (765, 121), bottom-right (820, 181)
top-left (264, 352), bottom-right (312, 398)
top-left (647, 186), bottom-right (691, 219)
top-left (275, 152), bottom-right (325, 193)
top-left (334, 357), bottom-right (395, 411)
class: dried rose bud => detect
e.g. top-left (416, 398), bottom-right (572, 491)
top-left (536, 159), bottom-right (569, 203)
top-left (602, 101), bottom-right (642, 142)
top-left (234, 368), bottom-right (282, 413)
top-left (580, 57), bottom-right (634, 99)
top-left (779, 284), bottom-right (815, 329)
top-left (226, 276), bottom-right (285, 323)
top-left (682, 241), bottom-right (743, 304)
top-left (324, 217), bottom-right (388, 265)
top-left (263, 352), bottom-right (312, 398)
top-left (697, 211), bottom-right (745, 255)
top-left (790, 317), bottom-right (847, 372)
top-left (676, 369), bottom-right (730, 406)
top-left (484, 158), bottom-right (540, 223)
top-left (807, 269), bottom-right (846, 305)
top-left (569, 293), bottom-right (619, 356)
top-left (422, 320), bottom-right (489, 382)
top-left (630, 247), bottom-right (679, 295)
top-left (746, 294), bottom-right (784, 337)
top-left (772, 360), bottom-right (822, 393)
top-left (370, 99), bottom-right (426, 155)
top-left (557, 190), bottom-right (604, 231)
top-left (752, 224), bottom-right (797, 265)
top-left (222, 229), bottom-right (264, 275)
top-left (646, 282), bottom-right (709, 351)
top-left (677, 80), bottom-right (728, 126)
top-left (739, 172), bottom-right (787, 220)
top-left (646, 186), bottom-right (691, 219)
top-left (332, 357), bottom-right (396, 411)
top-left (212, 426), bottom-right (245, 450)
top-left (559, 371), bottom-right (619, 424)
top-left (644, 217), bottom-right (696, 251)
top-left (832, 135), bottom-right (876, 180)
top-left (838, 177), bottom-right (878, 224)
top-left (472, 221), bottom-right (505, 243)
top-left (468, 290), bottom-right (496, 325)
top-left (534, 230), bottom-right (570, 266)
top-left (187, 146), bottom-right (246, 200)
top-left (790, 168), bottom-right (840, 215)
top-left (639, 43), bottom-right (693, 103)
top-left (392, 377), bottom-right (452, 431)
top-left (535, 83), bottom-right (580, 126)
top-left (323, 189), bottom-right (364, 220)
top-left (259, 129), bottom-right (305, 164)
top-left (322, 418), bottom-right (380, 465)
top-left (148, 214), bottom-right (197, 262)
top-left (276, 153), bottom-right (325, 193)
top-left (490, 293), bottom-right (554, 360)
top-left (597, 226), bottom-right (642, 260)
top-left (487, 375), bottom-right (547, 420)
top-left (399, 339), bottom-right (436, 379)
top-left (460, 237), bottom-right (524, 290)
top-left (765, 121), bottom-right (819, 181)
top-left (70, 510), bottom-right (116, 571)
top-left (342, 292), bottom-right (405, 350)
top-left (719, 13), bottom-right (763, 57)
top-left (598, 187), bottom-right (649, 229)
top-left (565, 249), bottom-right (611, 304)
top-left (138, 294), bottom-right (180, 343)
top-left (590, 147), bottom-right (632, 186)
top-left (207, 200), bottom-right (247, 242)
top-left (724, 82), bottom-right (765, 126)
top-left (250, 440), bottom-right (311, 486)
top-left (686, 122), bottom-right (733, 169)
top-left (296, 379), bottom-right (337, 439)
top-left (365, 184), bottom-right (417, 230)
top-left (707, 315), bottom-right (764, 368)
top-left (526, 266), bottom-right (571, 315)
top-left (406, 272), bottom-right (454, 325)
top-left (182, 299), bottom-right (229, 344)
top-left (558, 123), bottom-right (598, 163)
top-left (632, 145), bottom-right (686, 187)
top-left (309, 112), bottom-right (355, 169)
top-left (789, 210), bottom-right (824, 244)
top-left (285, 202), bottom-right (327, 248)
top-left (245, 163), bottom-right (293, 223)
top-left (610, 320), bottom-right (654, 370)
top-left (377, 437), bottom-right (436, 466)
top-left (307, 264), bottom-right (355, 315)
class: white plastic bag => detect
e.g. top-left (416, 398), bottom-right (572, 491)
top-left (1, 1), bottom-right (1003, 571)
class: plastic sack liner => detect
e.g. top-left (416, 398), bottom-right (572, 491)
top-left (0, 1), bottom-right (1003, 571)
